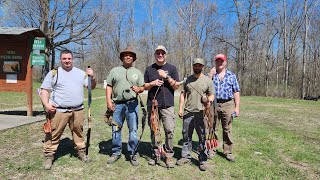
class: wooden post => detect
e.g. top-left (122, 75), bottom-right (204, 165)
top-left (26, 39), bottom-right (33, 116)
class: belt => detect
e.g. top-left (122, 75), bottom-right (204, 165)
top-left (115, 98), bottom-right (137, 104)
top-left (216, 99), bottom-right (233, 103)
top-left (57, 104), bottom-right (84, 110)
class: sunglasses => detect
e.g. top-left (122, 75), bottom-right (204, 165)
top-left (156, 52), bottom-right (166, 55)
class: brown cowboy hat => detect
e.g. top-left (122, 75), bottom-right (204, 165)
top-left (120, 47), bottom-right (137, 61)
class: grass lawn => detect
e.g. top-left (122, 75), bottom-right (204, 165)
top-left (0, 88), bottom-right (319, 179)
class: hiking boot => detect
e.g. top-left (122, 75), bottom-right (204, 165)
top-left (176, 157), bottom-right (191, 166)
top-left (148, 157), bottom-right (156, 166)
top-left (130, 155), bottom-right (139, 166)
top-left (199, 161), bottom-right (208, 171)
top-left (165, 157), bottom-right (175, 168)
top-left (77, 149), bottom-right (89, 163)
top-left (225, 153), bottom-right (235, 162)
top-left (43, 156), bottom-right (53, 170)
top-left (107, 154), bottom-right (121, 164)
top-left (207, 150), bottom-right (217, 160)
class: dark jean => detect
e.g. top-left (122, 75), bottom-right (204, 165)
top-left (111, 99), bottom-right (138, 156)
top-left (181, 111), bottom-right (207, 162)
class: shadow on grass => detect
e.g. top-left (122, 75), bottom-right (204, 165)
top-left (0, 110), bottom-right (44, 116)
top-left (97, 139), bottom-right (207, 166)
top-left (54, 138), bottom-right (77, 160)
top-left (98, 140), bottom-right (154, 159)
top-left (177, 138), bottom-right (201, 166)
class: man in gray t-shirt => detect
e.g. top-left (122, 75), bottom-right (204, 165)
top-left (177, 58), bottom-right (215, 171)
top-left (40, 49), bottom-right (96, 170)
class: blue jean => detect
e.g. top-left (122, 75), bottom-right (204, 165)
top-left (111, 99), bottom-right (138, 156)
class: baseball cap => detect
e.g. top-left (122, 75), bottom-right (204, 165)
top-left (214, 54), bottom-right (227, 61)
top-left (193, 58), bottom-right (205, 66)
top-left (155, 45), bottom-right (167, 54)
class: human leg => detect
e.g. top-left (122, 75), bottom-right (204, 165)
top-left (220, 101), bottom-right (235, 161)
top-left (126, 100), bottom-right (139, 166)
top-left (43, 111), bottom-right (69, 169)
top-left (107, 104), bottom-right (125, 164)
top-left (194, 112), bottom-right (208, 171)
top-left (160, 106), bottom-right (176, 167)
top-left (176, 113), bottom-right (194, 166)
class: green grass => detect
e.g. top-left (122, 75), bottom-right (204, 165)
top-left (0, 95), bottom-right (319, 179)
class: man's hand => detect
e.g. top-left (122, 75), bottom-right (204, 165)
top-left (178, 109), bottom-right (184, 119)
top-left (44, 103), bottom-right (57, 114)
top-left (234, 108), bottom-right (240, 117)
top-left (151, 79), bottom-right (164, 86)
top-left (208, 67), bottom-right (216, 79)
top-left (131, 86), bottom-right (140, 93)
top-left (107, 101), bottom-right (115, 112)
top-left (86, 67), bottom-right (94, 77)
top-left (157, 69), bottom-right (168, 79)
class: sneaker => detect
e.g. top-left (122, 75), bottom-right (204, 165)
top-left (43, 156), bottom-right (53, 170)
top-left (176, 157), bottom-right (191, 166)
top-left (225, 153), bottom-right (235, 162)
top-left (199, 161), bottom-right (208, 171)
top-left (165, 157), bottom-right (175, 168)
top-left (130, 155), bottom-right (139, 166)
top-left (107, 154), bottom-right (121, 164)
top-left (77, 150), bottom-right (89, 163)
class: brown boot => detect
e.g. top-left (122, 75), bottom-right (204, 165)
top-left (43, 156), bottom-right (54, 170)
top-left (165, 156), bottom-right (175, 168)
top-left (77, 149), bottom-right (89, 163)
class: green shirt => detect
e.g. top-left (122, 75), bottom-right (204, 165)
top-left (106, 66), bottom-right (144, 102)
top-left (183, 75), bottom-right (214, 112)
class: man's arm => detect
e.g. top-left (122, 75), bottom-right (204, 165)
top-left (90, 75), bottom-right (97, 90)
top-left (132, 85), bottom-right (145, 93)
top-left (158, 69), bottom-right (180, 90)
top-left (166, 76), bottom-right (180, 90)
top-left (233, 91), bottom-right (240, 116)
top-left (106, 85), bottom-right (114, 111)
top-left (40, 89), bottom-right (56, 113)
top-left (178, 91), bottom-right (186, 118)
top-left (208, 67), bottom-right (216, 79)
top-left (144, 79), bottom-right (164, 90)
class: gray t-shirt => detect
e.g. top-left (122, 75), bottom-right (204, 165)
top-left (183, 75), bottom-right (214, 113)
top-left (41, 67), bottom-right (88, 111)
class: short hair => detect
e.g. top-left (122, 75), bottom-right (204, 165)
top-left (60, 49), bottom-right (73, 58)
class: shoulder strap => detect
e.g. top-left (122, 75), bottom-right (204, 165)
top-left (52, 67), bottom-right (58, 87)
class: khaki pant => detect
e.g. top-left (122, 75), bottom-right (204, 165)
top-left (147, 106), bottom-right (176, 156)
top-left (43, 109), bottom-right (85, 157)
top-left (213, 100), bottom-right (234, 154)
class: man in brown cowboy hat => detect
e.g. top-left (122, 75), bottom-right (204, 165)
top-left (105, 47), bottom-right (145, 166)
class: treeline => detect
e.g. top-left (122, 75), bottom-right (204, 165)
top-left (1, 0), bottom-right (319, 98)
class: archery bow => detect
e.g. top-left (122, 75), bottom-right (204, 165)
top-left (85, 66), bottom-right (92, 157)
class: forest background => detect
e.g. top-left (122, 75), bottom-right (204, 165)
top-left (1, 0), bottom-right (319, 99)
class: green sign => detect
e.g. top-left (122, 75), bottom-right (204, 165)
top-left (32, 37), bottom-right (46, 50)
top-left (31, 53), bottom-right (46, 65)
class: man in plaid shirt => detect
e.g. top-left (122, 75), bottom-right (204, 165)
top-left (208, 54), bottom-right (240, 162)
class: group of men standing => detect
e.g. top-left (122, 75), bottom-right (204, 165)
top-left (39, 45), bottom-right (240, 171)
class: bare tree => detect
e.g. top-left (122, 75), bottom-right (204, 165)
top-left (1, 0), bottom-right (105, 71)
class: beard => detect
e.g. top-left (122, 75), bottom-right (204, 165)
top-left (193, 69), bottom-right (202, 74)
